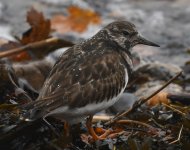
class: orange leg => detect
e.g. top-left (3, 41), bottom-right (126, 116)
top-left (64, 121), bottom-right (70, 137)
top-left (86, 115), bottom-right (111, 141)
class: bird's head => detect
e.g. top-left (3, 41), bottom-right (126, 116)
top-left (104, 21), bottom-right (160, 49)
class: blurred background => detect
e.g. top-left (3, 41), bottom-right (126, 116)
top-left (0, 0), bottom-right (190, 65)
top-left (1, 1), bottom-right (190, 149)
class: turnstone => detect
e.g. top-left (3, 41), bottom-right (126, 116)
top-left (22, 21), bottom-right (159, 140)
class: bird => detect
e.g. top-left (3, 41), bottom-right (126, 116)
top-left (21, 20), bottom-right (159, 140)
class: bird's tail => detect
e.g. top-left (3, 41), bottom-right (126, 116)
top-left (20, 91), bottom-right (64, 121)
top-left (19, 100), bottom-right (48, 122)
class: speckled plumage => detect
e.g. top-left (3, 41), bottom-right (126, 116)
top-left (22, 21), bottom-right (159, 123)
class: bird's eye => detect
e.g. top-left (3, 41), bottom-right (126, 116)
top-left (123, 31), bottom-right (129, 36)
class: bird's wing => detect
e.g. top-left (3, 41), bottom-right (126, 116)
top-left (22, 43), bottom-right (128, 119)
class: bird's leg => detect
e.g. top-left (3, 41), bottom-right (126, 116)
top-left (43, 117), bottom-right (70, 137)
top-left (64, 121), bottom-right (70, 137)
top-left (86, 115), bottom-right (99, 140)
top-left (43, 116), bottom-right (60, 137)
top-left (86, 115), bottom-right (111, 141)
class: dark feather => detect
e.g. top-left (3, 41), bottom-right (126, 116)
top-left (21, 21), bottom-right (139, 121)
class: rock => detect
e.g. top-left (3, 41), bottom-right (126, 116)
top-left (108, 93), bottom-right (137, 114)
top-left (135, 81), bottom-right (182, 98)
top-left (135, 62), bottom-right (182, 81)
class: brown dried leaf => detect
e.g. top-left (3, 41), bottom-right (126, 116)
top-left (51, 6), bottom-right (101, 33)
top-left (21, 7), bottom-right (51, 44)
top-left (0, 8), bottom-right (52, 61)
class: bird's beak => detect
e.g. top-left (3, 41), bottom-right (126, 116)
top-left (138, 36), bottom-right (160, 47)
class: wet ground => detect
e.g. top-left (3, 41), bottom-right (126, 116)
top-left (0, 0), bottom-right (190, 66)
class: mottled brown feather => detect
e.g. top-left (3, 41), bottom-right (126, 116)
top-left (24, 40), bottom-right (130, 119)
top-left (22, 21), bottom-right (138, 120)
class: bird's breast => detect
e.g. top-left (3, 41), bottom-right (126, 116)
top-left (45, 69), bottom-right (128, 124)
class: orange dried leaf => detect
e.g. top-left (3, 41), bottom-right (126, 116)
top-left (51, 6), bottom-right (101, 33)
top-left (0, 41), bottom-right (31, 61)
top-left (21, 7), bottom-right (51, 44)
top-left (94, 127), bottom-right (106, 135)
top-left (146, 91), bottom-right (170, 107)
top-left (11, 51), bottom-right (31, 61)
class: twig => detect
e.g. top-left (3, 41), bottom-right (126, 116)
top-left (162, 103), bottom-right (186, 117)
top-left (167, 93), bottom-right (190, 105)
top-left (149, 118), bottom-right (164, 129)
top-left (92, 115), bottom-right (114, 123)
top-left (105, 71), bottom-right (182, 126)
top-left (169, 125), bottom-right (183, 145)
top-left (116, 119), bottom-right (155, 129)
top-left (0, 37), bottom-right (74, 59)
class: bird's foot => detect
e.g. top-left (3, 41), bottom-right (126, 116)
top-left (86, 116), bottom-right (123, 141)
top-left (95, 126), bottom-right (124, 139)
top-left (86, 116), bottom-right (106, 141)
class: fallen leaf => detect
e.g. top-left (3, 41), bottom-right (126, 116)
top-left (0, 7), bottom-right (52, 61)
top-left (80, 133), bottom-right (92, 144)
top-left (21, 7), bottom-right (51, 44)
top-left (0, 41), bottom-right (31, 61)
top-left (94, 127), bottom-right (106, 135)
top-left (0, 104), bottom-right (17, 111)
top-left (147, 91), bottom-right (170, 107)
top-left (0, 38), bottom-right (9, 46)
top-left (51, 6), bottom-right (101, 33)
top-left (128, 137), bottom-right (140, 150)
top-left (0, 8), bottom-right (69, 61)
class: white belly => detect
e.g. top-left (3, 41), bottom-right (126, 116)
top-left (44, 69), bottom-right (129, 124)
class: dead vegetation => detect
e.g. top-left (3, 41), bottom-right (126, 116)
top-left (0, 6), bottom-right (190, 150)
